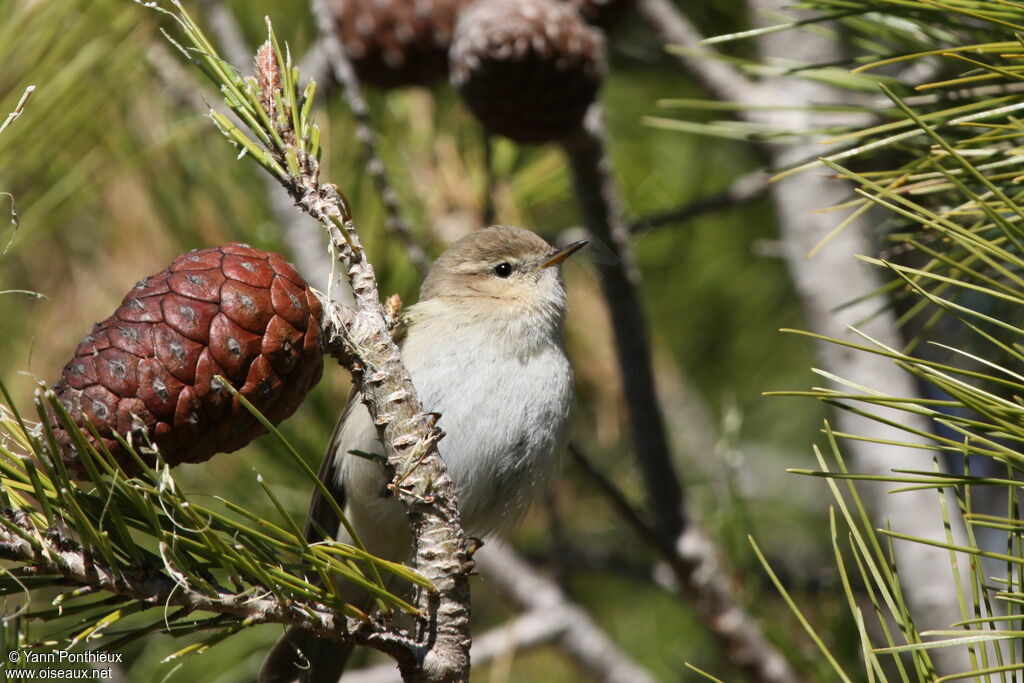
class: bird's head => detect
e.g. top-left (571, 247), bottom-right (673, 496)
top-left (418, 226), bottom-right (586, 327)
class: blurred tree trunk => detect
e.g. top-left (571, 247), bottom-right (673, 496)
top-left (637, 0), bottom-right (972, 674)
top-left (752, 1), bottom-right (972, 674)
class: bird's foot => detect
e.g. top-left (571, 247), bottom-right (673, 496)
top-left (460, 537), bottom-right (484, 575)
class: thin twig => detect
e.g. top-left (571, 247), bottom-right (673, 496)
top-left (568, 444), bottom-right (664, 554)
top-left (330, 539), bottom-right (662, 683)
top-left (523, 545), bottom-right (653, 582)
top-left (556, 165), bottom-right (768, 248)
top-left (562, 96), bottom-right (801, 682)
top-left (629, 168), bottom-right (769, 233)
top-left (167, 10), bottom-right (472, 677)
top-left (309, 0), bottom-right (430, 277)
top-left (476, 541), bottom-right (658, 683)
top-left (0, 86), bottom-right (36, 136)
top-left (342, 610), bottom-right (569, 683)
top-left (293, 175), bottom-right (472, 683)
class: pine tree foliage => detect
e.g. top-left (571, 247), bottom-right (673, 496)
top-left (0, 3), bottom-right (428, 666)
top-left (0, 383), bottom-right (424, 660)
top-left (679, 1), bottom-right (1024, 679)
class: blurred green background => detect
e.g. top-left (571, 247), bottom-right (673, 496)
top-left (0, 1), bottom-right (841, 680)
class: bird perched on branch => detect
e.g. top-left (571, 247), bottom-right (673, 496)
top-left (261, 226), bottom-right (585, 682)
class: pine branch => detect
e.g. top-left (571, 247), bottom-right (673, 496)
top-left (560, 104), bottom-right (801, 683)
top-left (0, 508), bottom-right (418, 664)
top-left (148, 4), bottom-right (472, 678)
top-left (0, 385), bottom-right (427, 662)
top-left (343, 606), bottom-right (631, 683)
top-left (635, 0), bottom-right (978, 674)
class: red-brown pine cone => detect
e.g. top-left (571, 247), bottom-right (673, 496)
top-left (327, 0), bottom-right (473, 88)
top-left (449, 0), bottom-right (606, 144)
top-left (564, 0), bottom-right (632, 30)
top-left (50, 243), bottom-right (324, 476)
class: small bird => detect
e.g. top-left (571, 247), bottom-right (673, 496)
top-left (261, 226), bottom-right (585, 682)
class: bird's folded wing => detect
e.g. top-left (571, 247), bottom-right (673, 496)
top-left (303, 386), bottom-right (359, 544)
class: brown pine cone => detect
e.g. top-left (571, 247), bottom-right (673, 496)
top-left (50, 243), bottom-right (324, 476)
top-left (565, 0), bottom-right (632, 29)
top-left (450, 0), bottom-right (606, 143)
top-left (327, 0), bottom-right (473, 88)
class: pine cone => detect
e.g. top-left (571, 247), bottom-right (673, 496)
top-left (565, 0), bottom-right (632, 29)
top-left (327, 0), bottom-right (472, 88)
top-left (450, 0), bottom-right (606, 143)
top-left (50, 244), bottom-right (324, 476)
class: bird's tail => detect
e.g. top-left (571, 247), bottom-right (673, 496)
top-left (259, 627), bottom-right (355, 683)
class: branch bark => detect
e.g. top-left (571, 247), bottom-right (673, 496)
top-left (163, 13), bottom-right (473, 678)
top-left (343, 542), bottom-right (658, 683)
top-left (292, 174), bottom-right (472, 683)
top-left (341, 610), bottom-right (568, 683)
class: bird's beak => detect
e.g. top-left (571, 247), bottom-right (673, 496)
top-left (537, 240), bottom-right (588, 269)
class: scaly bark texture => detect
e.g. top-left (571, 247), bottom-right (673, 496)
top-left (299, 202), bottom-right (472, 682)
top-left (247, 36), bottom-right (473, 680)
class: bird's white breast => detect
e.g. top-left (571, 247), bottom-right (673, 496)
top-left (336, 300), bottom-right (573, 560)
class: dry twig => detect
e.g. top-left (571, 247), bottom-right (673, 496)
top-left (0, 511), bottom-right (421, 664)
top-left (629, 169), bottom-right (769, 234)
top-left (569, 445), bottom-right (799, 683)
top-left (562, 105), bottom-right (685, 544)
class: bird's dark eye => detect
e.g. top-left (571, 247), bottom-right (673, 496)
top-left (493, 262), bottom-right (513, 278)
